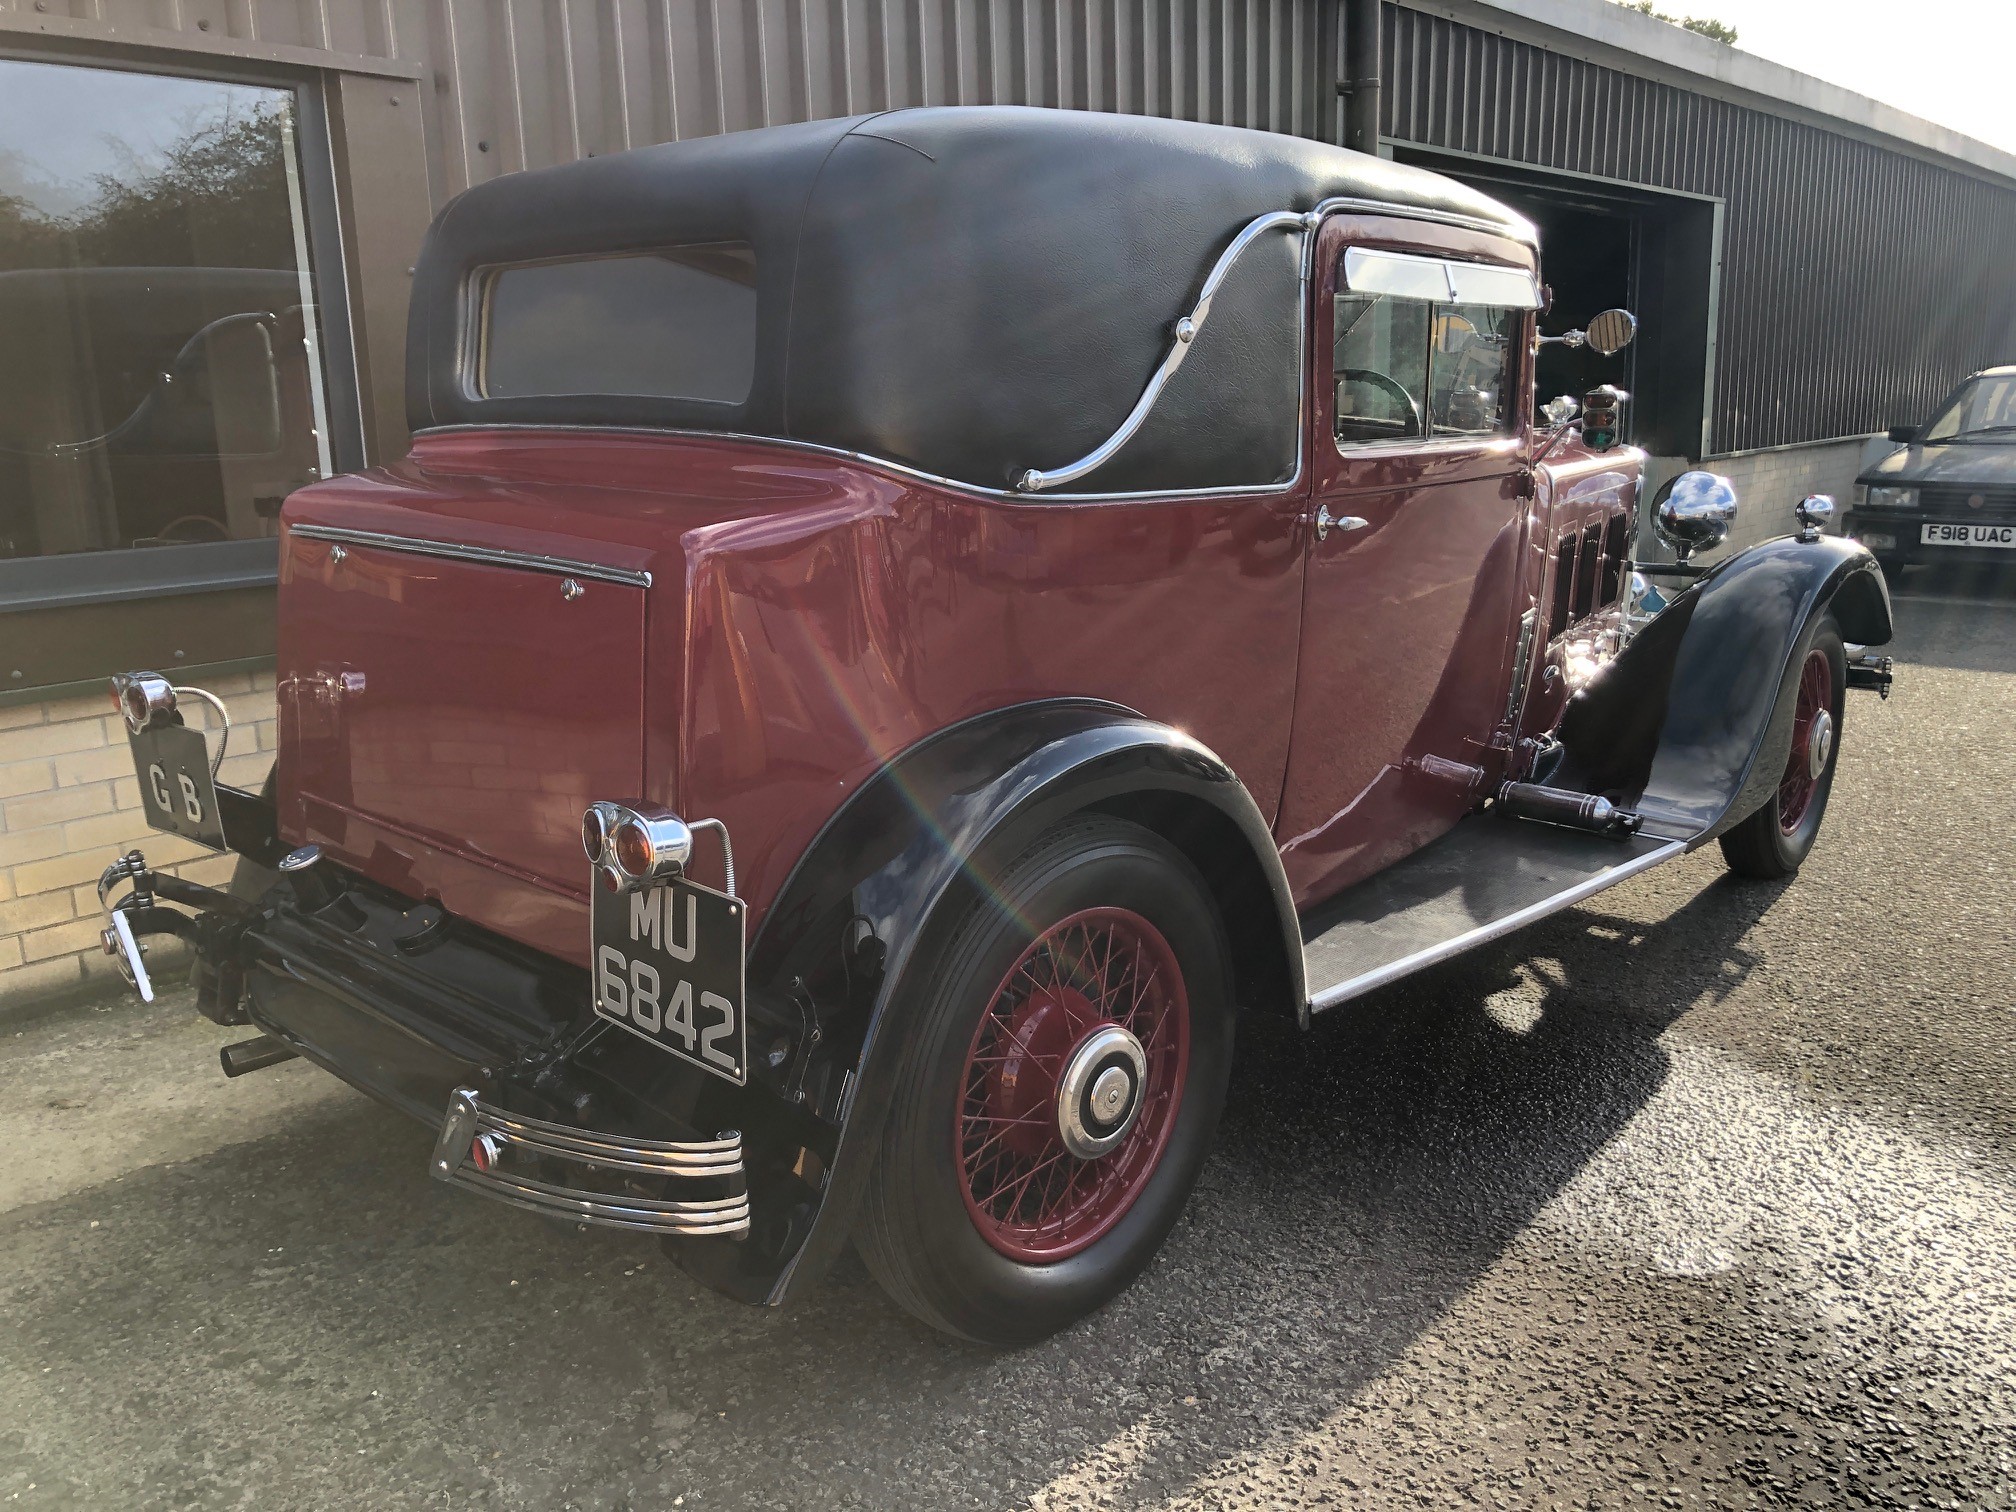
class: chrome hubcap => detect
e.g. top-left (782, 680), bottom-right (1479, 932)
top-left (1807, 709), bottom-right (1835, 780)
top-left (1056, 1025), bottom-right (1147, 1160)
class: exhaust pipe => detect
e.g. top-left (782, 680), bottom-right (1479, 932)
top-left (220, 1035), bottom-right (298, 1078)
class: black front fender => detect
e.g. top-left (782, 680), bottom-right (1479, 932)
top-left (713, 698), bottom-right (1300, 1306)
top-left (1548, 534), bottom-right (1892, 840)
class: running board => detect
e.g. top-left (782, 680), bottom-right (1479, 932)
top-left (1302, 815), bottom-right (1686, 1017)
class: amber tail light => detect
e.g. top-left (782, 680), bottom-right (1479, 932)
top-left (581, 802), bottom-right (694, 890)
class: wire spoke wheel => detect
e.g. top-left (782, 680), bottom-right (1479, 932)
top-left (956, 906), bottom-right (1190, 1262)
top-left (1720, 615), bottom-right (1846, 882)
top-left (1776, 648), bottom-right (1835, 835)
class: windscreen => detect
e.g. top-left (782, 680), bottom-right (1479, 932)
top-left (480, 244), bottom-right (757, 404)
top-left (1924, 373), bottom-right (2016, 441)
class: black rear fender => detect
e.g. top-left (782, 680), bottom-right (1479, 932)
top-left (725, 699), bottom-right (1300, 1305)
top-left (1546, 534), bottom-right (1892, 841)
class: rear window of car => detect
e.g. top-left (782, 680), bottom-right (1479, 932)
top-left (479, 244), bottom-right (757, 405)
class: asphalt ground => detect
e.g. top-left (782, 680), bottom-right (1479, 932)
top-left (2, 561), bottom-right (2012, 1510)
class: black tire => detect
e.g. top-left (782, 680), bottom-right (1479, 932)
top-left (1718, 614), bottom-right (1847, 879)
top-left (1878, 557), bottom-right (1908, 589)
top-left (855, 816), bottom-right (1235, 1346)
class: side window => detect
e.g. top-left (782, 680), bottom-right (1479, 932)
top-left (1429, 305), bottom-right (1518, 437)
top-left (1333, 293), bottom-right (1430, 445)
top-left (1333, 247), bottom-right (1536, 450)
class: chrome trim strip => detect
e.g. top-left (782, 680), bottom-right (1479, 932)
top-left (414, 424), bottom-right (1306, 504)
top-left (289, 524), bottom-right (652, 588)
top-left (430, 1088), bottom-right (749, 1238)
top-left (478, 1105), bottom-right (744, 1178)
top-left (448, 1170), bottom-right (752, 1237)
top-left (1309, 194), bottom-right (1540, 246)
top-left (1016, 209), bottom-right (1311, 493)
top-left (1306, 838), bottom-right (1685, 1015)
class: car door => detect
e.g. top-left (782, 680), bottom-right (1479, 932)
top-left (1274, 218), bottom-right (1540, 908)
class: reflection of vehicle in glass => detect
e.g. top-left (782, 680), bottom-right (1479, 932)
top-left (1848, 366), bottom-right (2016, 582)
top-left (0, 267), bottom-right (321, 557)
top-left (95, 109), bottom-right (1895, 1345)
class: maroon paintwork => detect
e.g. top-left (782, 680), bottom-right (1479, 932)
top-left (275, 216), bottom-right (1637, 967)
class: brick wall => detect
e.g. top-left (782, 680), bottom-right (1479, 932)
top-left (0, 670), bottom-right (275, 1012)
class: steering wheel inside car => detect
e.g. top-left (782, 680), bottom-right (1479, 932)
top-left (1336, 367), bottom-right (1424, 439)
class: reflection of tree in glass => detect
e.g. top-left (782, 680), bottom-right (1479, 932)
top-left (0, 105), bottom-right (293, 272)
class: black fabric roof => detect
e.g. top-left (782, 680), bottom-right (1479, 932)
top-left (408, 107), bottom-right (1528, 492)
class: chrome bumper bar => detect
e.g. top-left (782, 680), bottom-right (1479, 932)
top-left (430, 1087), bottom-right (750, 1239)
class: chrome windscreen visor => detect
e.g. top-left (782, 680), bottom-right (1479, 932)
top-left (430, 1087), bottom-right (749, 1238)
top-left (1342, 246), bottom-right (1543, 309)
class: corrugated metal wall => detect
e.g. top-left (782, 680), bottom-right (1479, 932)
top-left (1383, 6), bottom-right (2016, 453)
top-left (419, 0), bottom-right (1335, 194)
top-left (21, 0), bottom-right (2013, 454)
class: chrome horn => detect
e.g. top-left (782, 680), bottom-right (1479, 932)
top-left (1653, 471), bottom-right (1739, 563)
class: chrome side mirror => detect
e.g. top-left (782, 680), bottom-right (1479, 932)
top-left (1538, 308), bottom-right (1638, 355)
top-left (1584, 308), bottom-right (1637, 356)
top-left (1653, 471), bottom-right (1739, 562)
top-left (1795, 494), bottom-right (1835, 541)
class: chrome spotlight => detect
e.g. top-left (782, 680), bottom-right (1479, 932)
top-left (110, 671), bottom-right (177, 735)
top-left (1653, 471), bottom-right (1739, 563)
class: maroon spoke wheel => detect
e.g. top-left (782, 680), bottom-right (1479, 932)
top-left (956, 907), bottom-right (1190, 1262)
top-left (1720, 615), bottom-right (1846, 880)
top-left (1775, 648), bottom-right (1835, 835)
top-left (855, 817), bottom-right (1234, 1346)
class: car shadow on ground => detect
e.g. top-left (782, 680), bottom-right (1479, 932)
top-left (0, 870), bottom-right (1789, 1509)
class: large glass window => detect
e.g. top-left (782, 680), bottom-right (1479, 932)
top-left (0, 58), bottom-right (330, 563)
top-left (481, 246), bottom-right (758, 404)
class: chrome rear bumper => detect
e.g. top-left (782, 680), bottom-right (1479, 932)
top-left (430, 1087), bottom-right (751, 1238)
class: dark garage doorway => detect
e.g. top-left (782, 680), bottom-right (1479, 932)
top-left (1394, 149), bottom-right (1721, 460)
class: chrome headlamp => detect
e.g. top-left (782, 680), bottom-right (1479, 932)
top-left (109, 671), bottom-right (177, 735)
top-left (582, 802), bottom-right (693, 892)
top-left (1864, 486), bottom-right (1918, 510)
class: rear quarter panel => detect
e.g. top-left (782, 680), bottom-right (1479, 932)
top-left (672, 458), bottom-right (1308, 932)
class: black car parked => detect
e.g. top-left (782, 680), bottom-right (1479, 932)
top-left (1848, 366), bottom-right (2016, 582)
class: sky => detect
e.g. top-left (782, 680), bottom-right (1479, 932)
top-left (0, 58), bottom-right (289, 218)
top-left (1665, 0), bottom-right (2016, 155)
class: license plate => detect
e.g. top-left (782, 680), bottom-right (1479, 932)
top-left (1921, 521), bottom-right (2016, 549)
top-left (590, 876), bottom-right (747, 1084)
top-left (127, 721), bottom-right (227, 850)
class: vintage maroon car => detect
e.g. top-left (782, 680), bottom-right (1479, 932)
top-left (97, 108), bottom-right (1895, 1344)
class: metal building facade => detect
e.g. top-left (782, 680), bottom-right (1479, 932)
top-left (13, 0), bottom-right (2008, 458)
top-left (1382, 6), bottom-right (2016, 453)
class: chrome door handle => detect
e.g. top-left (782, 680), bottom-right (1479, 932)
top-left (1313, 506), bottom-right (1369, 541)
